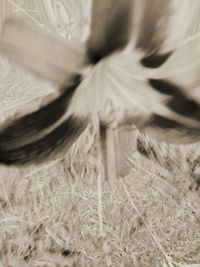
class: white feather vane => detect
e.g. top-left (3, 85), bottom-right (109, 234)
top-left (0, 17), bottom-right (85, 87)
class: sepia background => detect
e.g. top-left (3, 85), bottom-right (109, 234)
top-left (0, 1), bottom-right (199, 266)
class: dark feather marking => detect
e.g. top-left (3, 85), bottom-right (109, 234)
top-left (87, 20), bottom-right (129, 65)
top-left (136, 138), bottom-right (151, 158)
top-left (149, 79), bottom-right (179, 96)
top-left (141, 51), bottom-right (172, 68)
top-left (137, 137), bottom-right (158, 161)
top-left (149, 79), bottom-right (200, 121)
top-left (87, 0), bottom-right (133, 64)
top-left (147, 114), bottom-right (200, 143)
top-left (0, 75), bottom-right (82, 148)
top-left (0, 115), bottom-right (89, 165)
top-left (148, 114), bottom-right (184, 129)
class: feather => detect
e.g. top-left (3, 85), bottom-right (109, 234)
top-left (135, 0), bottom-right (171, 55)
top-left (135, 0), bottom-right (199, 60)
top-left (0, 115), bottom-right (89, 165)
top-left (0, 17), bottom-right (85, 87)
top-left (0, 75), bottom-right (81, 149)
top-left (144, 33), bottom-right (200, 79)
top-left (0, 74), bottom-right (91, 165)
top-left (148, 79), bottom-right (200, 122)
top-left (0, 0), bottom-right (200, 174)
top-left (87, 0), bottom-right (134, 64)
